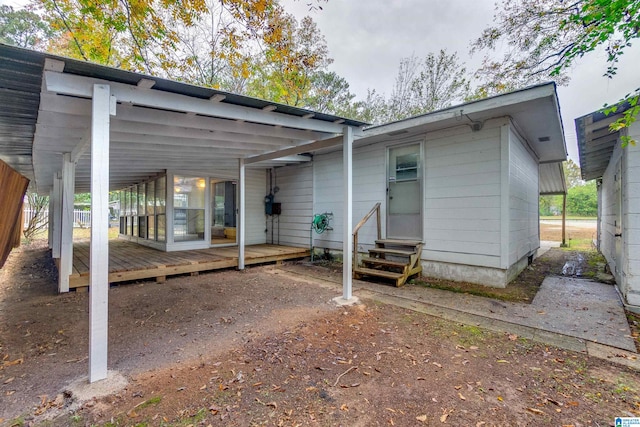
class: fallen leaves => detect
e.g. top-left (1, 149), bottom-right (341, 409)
top-left (440, 408), bottom-right (453, 423)
top-left (34, 394), bottom-right (65, 416)
top-left (526, 407), bottom-right (545, 415)
top-left (2, 357), bottom-right (23, 367)
top-left (255, 398), bottom-right (277, 409)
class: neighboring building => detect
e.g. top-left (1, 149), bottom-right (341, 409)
top-left (576, 103), bottom-right (640, 307)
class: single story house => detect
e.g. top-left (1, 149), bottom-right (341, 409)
top-left (0, 43), bottom-right (566, 381)
top-left (576, 102), bottom-right (640, 309)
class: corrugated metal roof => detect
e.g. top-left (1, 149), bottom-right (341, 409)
top-left (539, 162), bottom-right (567, 195)
top-left (575, 103), bottom-right (628, 181)
top-left (0, 45), bottom-right (44, 183)
top-left (0, 43), bottom-right (368, 190)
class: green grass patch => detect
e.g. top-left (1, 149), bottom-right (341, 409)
top-left (160, 408), bottom-right (207, 427)
top-left (136, 395), bottom-right (162, 410)
top-left (6, 416), bottom-right (25, 427)
top-left (560, 238), bottom-right (594, 251)
top-left (411, 277), bottom-right (532, 303)
top-left (414, 279), bottom-right (496, 298)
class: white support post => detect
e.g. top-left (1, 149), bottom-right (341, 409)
top-left (89, 84), bottom-right (112, 383)
top-left (48, 189), bottom-right (54, 249)
top-left (59, 153), bottom-right (75, 293)
top-left (238, 158), bottom-right (246, 270)
top-left (52, 173), bottom-right (62, 259)
top-left (342, 126), bottom-right (354, 301)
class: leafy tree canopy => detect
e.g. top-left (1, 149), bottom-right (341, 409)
top-left (563, 159), bottom-right (584, 188)
top-left (566, 180), bottom-right (597, 216)
top-left (346, 50), bottom-right (470, 125)
top-left (0, 5), bottom-right (53, 49)
top-left (472, 0), bottom-right (640, 142)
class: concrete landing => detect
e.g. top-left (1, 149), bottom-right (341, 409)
top-left (351, 275), bottom-right (635, 352)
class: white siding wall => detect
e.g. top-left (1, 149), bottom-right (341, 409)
top-left (600, 145), bottom-right (622, 285)
top-left (245, 168), bottom-right (267, 245)
top-left (313, 119), bottom-right (510, 271)
top-left (423, 122), bottom-right (504, 268)
top-left (313, 143), bottom-right (386, 252)
top-left (623, 122), bottom-right (640, 304)
top-left (508, 128), bottom-right (540, 265)
top-left (266, 163), bottom-right (313, 247)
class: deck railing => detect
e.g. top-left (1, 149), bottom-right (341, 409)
top-left (23, 208), bottom-right (92, 228)
top-left (352, 202), bottom-right (381, 275)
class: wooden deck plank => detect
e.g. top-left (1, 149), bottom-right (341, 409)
top-left (69, 241), bottom-right (309, 289)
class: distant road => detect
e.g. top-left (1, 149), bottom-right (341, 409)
top-left (540, 219), bottom-right (596, 229)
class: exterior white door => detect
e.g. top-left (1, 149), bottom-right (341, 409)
top-left (387, 143), bottom-right (422, 240)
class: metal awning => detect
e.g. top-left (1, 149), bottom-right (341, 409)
top-left (539, 162), bottom-right (567, 195)
top-left (0, 43), bottom-right (367, 193)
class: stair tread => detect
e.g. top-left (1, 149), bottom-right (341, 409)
top-left (376, 239), bottom-right (423, 246)
top-left (361, 257), bottom-right (408, 268)
top-left (355, 267), bottom-right (404, 279)
top-left (369, 248), bottom-right (416, 256)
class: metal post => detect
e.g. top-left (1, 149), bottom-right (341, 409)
top-left (561, 193), bottom-right (567, 247)
top-left (342, 126), bottom-right (353, 300)
top-left (89, 84), bottom-right (112, 383)
top-left (238, 158), bottom-right (245, 270)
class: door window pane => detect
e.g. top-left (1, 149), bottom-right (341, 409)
top-left (173, 176), bottom-right (205, 242)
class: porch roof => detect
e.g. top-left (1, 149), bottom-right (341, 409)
top-left (575, 102), bottom-right (629, 181)
top-left (0, 43), bottom-right (367, 194)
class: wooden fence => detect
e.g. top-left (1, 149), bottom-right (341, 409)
top-left (0, 160), bottom-right (29, 267)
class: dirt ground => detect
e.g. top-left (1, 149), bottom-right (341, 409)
top-left (2, 222), bottom-right (640, 426)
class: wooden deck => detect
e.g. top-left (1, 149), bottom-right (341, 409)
top-left (69, 240), bottom-right (309, 289)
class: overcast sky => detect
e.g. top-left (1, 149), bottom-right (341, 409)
top-left (2, 0), bottom-right (638, 163)
top-left (285, 0), bottom-right (640, 163)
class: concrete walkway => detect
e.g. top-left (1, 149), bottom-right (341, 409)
top-left (279, 265), bottom-right (640, 370)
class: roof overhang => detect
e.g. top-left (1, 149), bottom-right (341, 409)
top-left (360, 82), bottom-right (567, 165)
top-left (0, 44), bottom-right (367, 194)
top-left (575, 103), bottom-right (628, 181)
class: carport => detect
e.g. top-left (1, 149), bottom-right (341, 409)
top-left (0, 44), bottom-right (365, 382)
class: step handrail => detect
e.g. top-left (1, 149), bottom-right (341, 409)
top-left (352, 202), bottom-right (381, 275)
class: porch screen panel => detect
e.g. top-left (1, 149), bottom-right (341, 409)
top-left (119, 190), bottom-right (126, 234)
top-left (156, 176), bottom-right (166, 242)
top-left (173, 176), bottom-right (205, 242)
top-left (131, 186), bottom-right (138, 237)
top-left (146, 180), bottom-right (155, 241)
top-left (124, 188), bottom-right (131, 236)
top-left (138, 183), bottom-right (146, 238)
